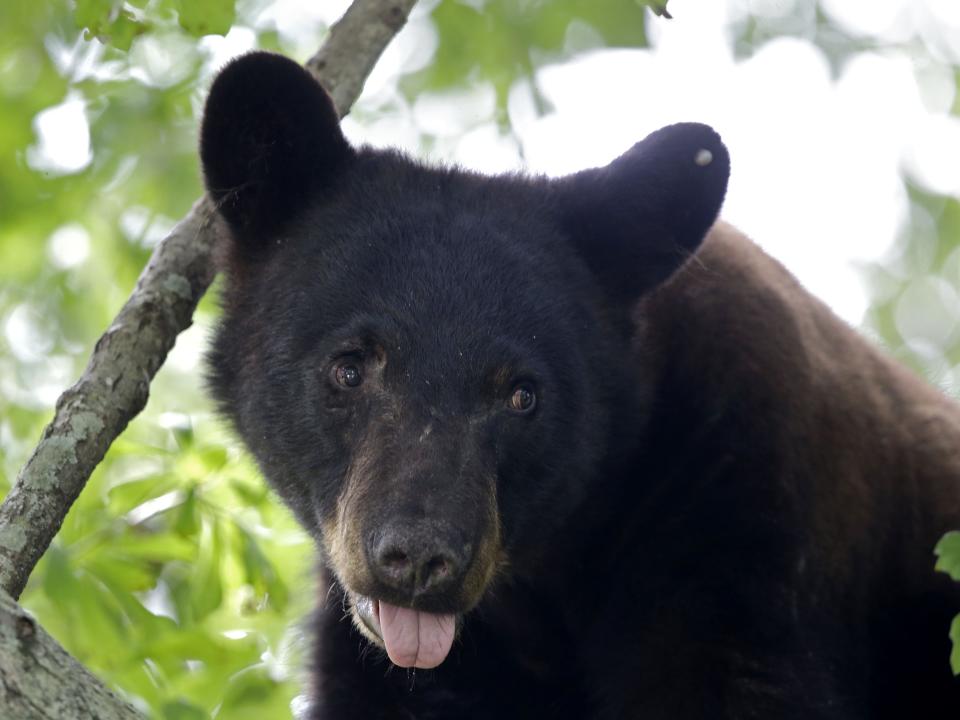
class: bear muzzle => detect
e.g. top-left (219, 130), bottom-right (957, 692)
top-left (321, 450), bottom-right (504, 669)
top-left (349, 520), bottom-right (471, 667)
top-left (329, 514), bottom-right (500, 670)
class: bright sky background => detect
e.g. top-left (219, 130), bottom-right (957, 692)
top-left (31, 0), bottom-right (960, 332)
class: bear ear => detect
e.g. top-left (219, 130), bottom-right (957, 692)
top-left (199, 51), bottom-right (352, 247)
top-left (556, 123), bottom-right (729, 301)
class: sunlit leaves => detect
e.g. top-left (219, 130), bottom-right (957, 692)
top-left (864, 186), bottom-right (960, 384)
top-left (172, 0), bottom-right (235, 38)
top-left (74, 0), bottom-right (133, 47)
top-left (407, 0), bottom-right (653, 115)
top-left (76, 3), bottom-right (148, 51)
top-left (936, 531), bottom-right (960, 580)
top-left (73, 0), bottom-right (237, 49)
top-left (936, 532), bottom-right (960, 674)
top-left (162, 700), bottom-right (208, 720)
top-left (951, 616), bottom-right (960, 676)
top-left (217, 665), bottom-right (299, 720)
top-left (25, 422), bottom-right (313, 715)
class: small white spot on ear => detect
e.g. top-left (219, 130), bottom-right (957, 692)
top-left (419, 422), bottom-right (434, 443)
top-left (695, 149), bottom-right (713, 167)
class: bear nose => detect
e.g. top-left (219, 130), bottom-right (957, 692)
top-left (369, 524), bottom-right (467, 597)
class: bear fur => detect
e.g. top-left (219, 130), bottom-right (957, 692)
top-left (199, 51), bottom-right (960, 719)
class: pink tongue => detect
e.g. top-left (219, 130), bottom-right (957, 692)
top-left (377, 601), bottom-right (456, 669)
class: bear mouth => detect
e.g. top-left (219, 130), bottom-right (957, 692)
top-left (351, 593), bottom-right (458, 669)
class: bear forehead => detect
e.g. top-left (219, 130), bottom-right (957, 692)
top-left (244, 157), bottom-right (594, 335)
top-left (290, 150), bottom-right (561, 257)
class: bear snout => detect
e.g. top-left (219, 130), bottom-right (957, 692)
top-left (366, 521), bottom-right (471, 601)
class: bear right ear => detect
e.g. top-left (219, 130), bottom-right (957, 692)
top-left (199, 51), bottom-right (353, 248)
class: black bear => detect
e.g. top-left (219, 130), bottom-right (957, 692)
top-left (199, 51), bottom-right (960, 719)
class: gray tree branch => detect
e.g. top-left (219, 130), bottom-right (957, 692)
top-left (0, 0), bottom-right (418, 639)
top-left (0, 589), bottom-right (143, 719)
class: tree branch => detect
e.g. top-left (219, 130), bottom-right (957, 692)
top-left (306, 0), bottom-right (414, 116)
top-left (0, 0), bottom-right (418, 603)
top-left (0, 589), bottom-right (143, 719)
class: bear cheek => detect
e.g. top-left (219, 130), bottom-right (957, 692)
top-left (318, 454), bottom-right (376, 594)
top-left (457, 492), bottom-right (506, 608)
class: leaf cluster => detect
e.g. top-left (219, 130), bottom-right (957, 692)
top-left (74, 0), bottom-right (236, 50)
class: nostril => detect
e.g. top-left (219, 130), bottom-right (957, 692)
top-left (375, 545), bottom-right (414, 589)
top-left (419, 553), bottom-right (455, 593)
top-left (425, 555), bottom-right (450, 581)
top-left (381, 548), bottom-right (410, 570)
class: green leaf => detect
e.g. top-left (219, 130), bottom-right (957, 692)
top-left (74, 1), bottom-right (149, 51)
top-left (70, 574), bottom-right (130, 664)
top-left (218, 665), bottom-right (291, 719)
top-left (237, 526), bottom-right (289, 612)
top-left (229, 477), bottom-right (268, 507)
top-left (935, 531), bottom-right (960, 582)
top-left (173, 0), bottom-right (236, 38)
top-left (117, 533), bottom-right (197, 562)
top-left (150, 628), bottom-right (257, 666)
top-left (174, 486), bottom-right (201, 536)
top-left (161, 699), bottom-right (208, 720)
top-left (951, 615), bottom-right (960, 676)
top-left (107, 474), bottom-right (179, 515)
top-left (86, 553), bottom-right (157, 592)
top-left (197, 445), bottom-right (228, 472)
top-left (42, 544), bottom-right (80, 614)
top-left (105, 11), bottom-right (151, 52)
top-left (73, 0), bottom-right (120, 33)
top-left (190, 519), bottom-right (223, 622)
top-left (172, 421), bottom-right (195, 450)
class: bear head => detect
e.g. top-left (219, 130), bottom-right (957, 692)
top-left (199, 51), bottom-right (729, 669)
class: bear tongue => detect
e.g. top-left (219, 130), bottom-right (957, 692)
top-left (377, 601), bottom-right (456, 669)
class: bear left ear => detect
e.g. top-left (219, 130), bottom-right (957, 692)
top-left (556, 123), bottom-right (730, 301)
top-left (199, 51), bottom-right (353, 248)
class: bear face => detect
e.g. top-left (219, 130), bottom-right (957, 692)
top-left (200, 52), bottom-right (729, 671)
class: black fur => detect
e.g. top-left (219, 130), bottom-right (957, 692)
top-left (200, 52), bottom-right (960, 719)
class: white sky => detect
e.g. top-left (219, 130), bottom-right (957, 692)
top-left (32, 0), bottom-right (960, 333)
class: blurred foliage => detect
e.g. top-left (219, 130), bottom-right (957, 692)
top-left (727, 4), bottom-right (960, 385)
top-left (404, 0), bottom-right (653, 118)
top-left (0, 0), bottom-right (959, 716)
top-left (865, 186), bottom-right (960, 386)
top-left (75, 0), bottom-right (236, 50)
top-left (936, 531), bottom-right (960, 674)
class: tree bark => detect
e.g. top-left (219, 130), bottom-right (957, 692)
top-left (0, 0), bottom-right (419, 603)
top-left (0, 589), bottom-right (143, 719)
top-left (0, 1), bottom-right (417, 717)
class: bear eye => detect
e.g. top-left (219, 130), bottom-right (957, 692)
top-left (335, 364), bottom-right (363, 388)
top-left (508, 384), bottom-right (536, 413)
